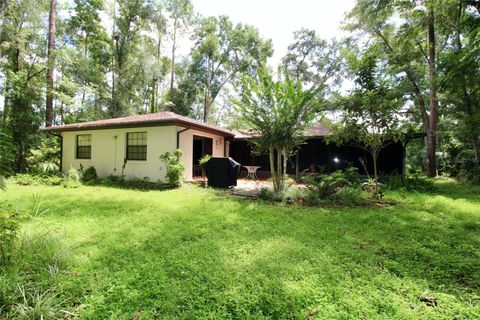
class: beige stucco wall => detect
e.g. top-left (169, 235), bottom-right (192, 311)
top-left (62, 126), bottom-right (177, 182)
top-left (177, 126), bottom-right (227, 181)
top-left (62, 125), bottom-right (229, 182)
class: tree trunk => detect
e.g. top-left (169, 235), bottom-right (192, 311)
top-left (203, 92), bottom-right (211, 123)
top-left (276, 147), bottom-right (283, 192)
top-left (111, 0), bottom-right (116, 115)
top-left (152, 31), bottom-right (162, 113)
top-left (372, 148), bottom-right (379, 199)
top-left (426, 6), bottom-right (438, 177)
top-left (45, 0), bottom-right (57, 127)
top-left (269, 146), bottom-right (278, 191)
top-left (170, 20), bottom-right (177, 91)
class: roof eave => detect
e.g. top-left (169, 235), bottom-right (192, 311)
top-left (42, 119), bottom-right (235, 137)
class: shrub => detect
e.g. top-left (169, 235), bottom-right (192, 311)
top-left (302, 171), bottom-right (351, 199)
top-left (282, 187), bottom-right (308, 204)
top-left (62, 167), bottom-right (81, 188)
top-left (198, 154), bottom-right (211, 168)
top-left (160, 149), bottom-right (185, 187)
top-left (342, 165), bottom-right (361, 187)
top-left (332, 186), bottom-right (371, 206)
top-left (81, 166), bottom-right (98, 183)
top-left (97, 175), bottom-right (172, 191)
top-left (457, 159), bottom-right (480, 184)
top-left (0, 204), bottom-right (18, 267)
top-left (27, 137), bottom-right (60, 174)
top-left (13, 173), bottom-right (63, 186)
top-left (258, 187), bottom-right (283, 202)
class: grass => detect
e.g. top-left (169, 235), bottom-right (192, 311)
top-left (0, 179), bottom-right (479, 319)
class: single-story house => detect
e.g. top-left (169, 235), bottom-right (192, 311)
top-left (45, 112), bottom-right (235, 181)
top-left (45, 111), bottom-right (417, 182)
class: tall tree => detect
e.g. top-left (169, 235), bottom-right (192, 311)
top-left (1, 0), bottom-right (46, 172)
top-left (333, 47), bottom-right (405, 197)
top-left (282, 28), bottom-right (342, 87)
top-left (45, 0), bottom-right (57, 127)
top-left (150, 3), bottom-right (168, 112)
top-left (165, 0), bottom-right (193, 91)
top-left (345, 0), bottom-right (457, 177)
top-left (65, 0), bottom-right (110, 116)
top-left (110, 0), bottom-right (154, 116)
top-left (235, 65), bottom-right (320, 192)
top-left (190, 15), bottom-right (273, 122)
top-left (441, 0), bottom-right (480, 162)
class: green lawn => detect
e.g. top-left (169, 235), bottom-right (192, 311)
top-left (1, 180), bottom-right (479, 319)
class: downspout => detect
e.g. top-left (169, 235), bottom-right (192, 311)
top-left (177, 126), bottom-right (191, 149)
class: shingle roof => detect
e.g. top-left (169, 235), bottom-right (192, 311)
top-left (43, 111), bottom-right (235, 137)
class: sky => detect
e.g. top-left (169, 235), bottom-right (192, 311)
top-left (190, 0), bottom-right (356, 66)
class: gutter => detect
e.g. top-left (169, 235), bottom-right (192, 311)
top-left (177, 127), bottom-right (191, 149)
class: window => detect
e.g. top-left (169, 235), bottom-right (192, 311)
top-left (76, 134), bottom-right (91, 159)
top-left (127, 132), bottom-right (147, 160)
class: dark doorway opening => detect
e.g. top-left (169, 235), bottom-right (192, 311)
top-left (193, 135), bottom-right (213, 177)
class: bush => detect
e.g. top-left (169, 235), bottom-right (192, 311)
top-left (160, 149), bottom-right (185, 187)
top-left (97, 175), bottom-right (172, 191)
top-left (332, 186), bottom-right (371, 206)
top-left (0, 204), bottom-right (18, 267)
top-left (14, 173), bottom-right (63, 186)
top-left (27, 137), bottom-right (60, 174)
top-left (302, 171), bottom-right (351, 199)
top-left (81, 166), bottom-right (98, 183)
top-left (258, 188), bottom-right (283, 202)
top-left (62, 167), bottom-right (81, 188)
top-left (457, 159), bottom-right (480, 184)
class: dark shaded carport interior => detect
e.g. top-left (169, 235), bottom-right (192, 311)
top-left (230, 137), bottom-right (405, 178)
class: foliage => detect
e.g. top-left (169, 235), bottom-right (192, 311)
top-left (99, 175), bottom-right (173, 191)
top-left (62, 167), bottom-right (81, 188)
top-left (14, 174), bottom-right (64, 186)
top-left (121, 158), bottom-right (128, 180)
top-left (235, 65), bottom-right (321, 192)
top-left (331, 186), bottom-right (371, 206)
top-left (0, 131), bottom-right (15, 190)
top-left (0, 204), bottom-right (18, 267)
top-left (189, 15), bottom-right (273, 122)
top-left (303, 171), bottom-right (351, 200)
top-left (27, 137), bottom-right (60, 174)
top-left (331, 47), bottom-right (406, 198)
top-left (281, 28), bottom-right (342, 88)
top-left (198, 154), bottom-right (211, 168)
top-left (258, 187), bottom-right (283, 202)
top-left (457, 159), bottom-right (480, 185)
top-left (81, 166), bottom-right (98, 183)
top-left (159, 149), bottom-right (185, 187)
